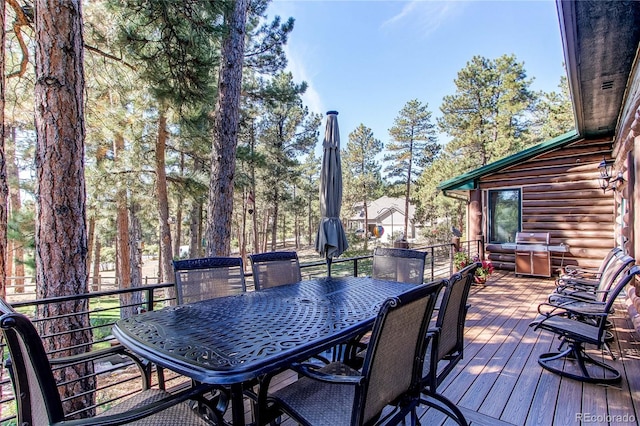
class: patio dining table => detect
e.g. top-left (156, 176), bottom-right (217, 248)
top-left (112, 276), bottom-right (417, 425)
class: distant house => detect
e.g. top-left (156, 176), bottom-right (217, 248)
top-left (348, 196), bottom-right (418, 243)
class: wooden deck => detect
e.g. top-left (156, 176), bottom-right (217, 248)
top-left (255, 272), bottom-right (640, 425)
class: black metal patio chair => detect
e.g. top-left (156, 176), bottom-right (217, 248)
top-left (249, 251), bottom-right (302, 290)
top-left (267, 279), bottom-right (446, 426)
top-left (372, 247), bottom-right (427, 285)
top-left (172, 256), bottom-right (247, 421)
top-left (0, 298), bottom-right (215, 426)
top-left (530, 265), bottom-right (640, 384)
top-left (173, 256), bottom-right (246, 304)
top-left (418, 262), bottom-right (478, 426)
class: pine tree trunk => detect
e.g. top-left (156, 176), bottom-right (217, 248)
top-left (34, 0), bottom-right (93, 415)
top-left (189, 200), bottom-right (202, 258)
top-left (7, 126), bottom-right (23, 293)
top-left (270, 194), bottom-right (279, 251)
top-left (206, 0), bottom-right (248, 256)
top-left (92, 240), bottom-right (101, 290)
top-left (87, 215), bottom-right (95, 289)
top-left (173, 152), bottom-right (184, 259)
top-left (128, 204), bottom-right (143, 314)
top-left (115, 133), bottom-right (133, 317)
top-left (0, 0), bottom-right (7, 300)
top-left (156, 108), bottom-right (174, 283)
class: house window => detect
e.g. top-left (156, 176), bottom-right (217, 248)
top-left (488, 189), bottom-right (521, 243)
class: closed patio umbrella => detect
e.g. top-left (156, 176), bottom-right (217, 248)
top-left (315, 111), bottom-right (348, 276)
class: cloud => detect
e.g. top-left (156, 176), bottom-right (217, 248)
top-left (382, 1), bottom-right (461, 38)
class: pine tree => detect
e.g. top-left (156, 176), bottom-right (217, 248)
top-left (344, 124), bottom-right (383, 250)
top-left (385, 100), bottom-right (440, 239)
top-left (439, 54), bottom-right (537, 169)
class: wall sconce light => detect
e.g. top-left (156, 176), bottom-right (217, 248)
top-left (597, 157), bottom-right (624, 192)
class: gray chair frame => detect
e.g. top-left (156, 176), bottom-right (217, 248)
top-left (269, 279), bottom-right (446, 426)
top-left (0, 298), bottom-right (213, 426)
top-left (249, 251), bottom-right (302, 290)
top-left (372, 247), bottom-right (427, 285)
top-left (173, 256), bottom-right (246, 305)
top-left (531, 265), bottom-right (640, 384)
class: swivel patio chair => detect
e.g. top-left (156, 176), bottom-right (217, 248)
top-left (249, 251), bottom-right (302, 290)
top-left (173, 256), bottom-right (246, 305)
top-left (0, 298), bottom-right (215, 426)
top-left (549, 253), bottom-right (634, 306)
top-left (372, 247), bottom-right (427, 285)
top-left (267, 279), bottom-right (446, 426)
top-left (530, 265), bottom-right (640, 384)
top-left (419, 262), bottom-right (478, 426)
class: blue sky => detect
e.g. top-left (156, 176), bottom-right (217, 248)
top-left (264, 0), bottom-right (567, 150)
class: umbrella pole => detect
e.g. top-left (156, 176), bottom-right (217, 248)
top-left (327, 257), bottom-right (332, 277)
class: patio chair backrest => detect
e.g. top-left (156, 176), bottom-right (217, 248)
top-left (593, 253), bottom-right (635, 300)
top-left (563, 247), bottom-right (622, 278)
top-left (358, 279), bottom-right (445, 425)
top-left (249, 251), bottom-right (302, 290)
top-left (173, 257), bottom-right (246, 304)
top-left (372, 247), bottom-right (427, 284)
top-left (0, 298), bottom-right (66, 424)
top-left (594, 247), bottom-right (623, 277)
top-left (422, 263), bottom-right (478, 391)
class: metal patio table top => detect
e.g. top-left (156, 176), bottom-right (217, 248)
top-left (112, 276), bottom-right (416, 425)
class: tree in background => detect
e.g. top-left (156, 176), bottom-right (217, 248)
top-left (207, 0), bottom-right (249, 256)
top-left (532, 75), bottom-right (575, 140)
top-left (255, 72), bottom-right (319, 251)
top-left (343, 124), bottom-right (383, 251)
top-left (300, 151), bottom-right (320, 246)
top-left (33, 0), bottom-right (93, 415)
top-left (439, 54), bottom-right (537, 170)
top-left (0, 0), bottom-right (7, 300)
top-left (385, 100), bottom-right (440, 239)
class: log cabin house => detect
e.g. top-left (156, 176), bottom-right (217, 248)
top-left (438, 1), bottom-right (640, 329)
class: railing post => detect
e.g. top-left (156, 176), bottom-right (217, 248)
top-left (430, 246), bottom-right (435, 281)
top-left (145, 287), bottom-right (155, 312)
top-left (354, 258), bottom-right (359, 277)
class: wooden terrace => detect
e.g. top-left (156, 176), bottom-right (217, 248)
top-left (263, 272), bottom-right (640, 426)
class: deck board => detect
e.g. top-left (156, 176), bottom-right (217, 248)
top-left (244, 272), bottom-right (640, 425)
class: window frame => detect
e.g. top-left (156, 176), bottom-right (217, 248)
top-left (487, 188), bottom-right (522, 244)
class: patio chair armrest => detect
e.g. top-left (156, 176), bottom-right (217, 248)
top-left (290, 361), bottom-right (364, 385)
top-left (49, 344), bottom-right (152, 388)
top-left (537, 302), bottom-right (570, 317)
top-left (538, 301), bottom-right (607, 318)
top-left (51, 382), bottom-right (214, 426)
top-left (49, 343), bottom-right (139, 366)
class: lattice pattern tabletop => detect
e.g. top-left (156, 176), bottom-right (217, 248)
top-left (113, 277), bottom-right (416, 385)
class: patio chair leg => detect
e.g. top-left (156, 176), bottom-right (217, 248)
top-left (418, 392), bottom-right (469, 426)
top-left (539, 341), bottom-right (621, 384)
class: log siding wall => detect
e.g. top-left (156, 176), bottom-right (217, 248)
top-left (480, 138), bottom-right (616, 272)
